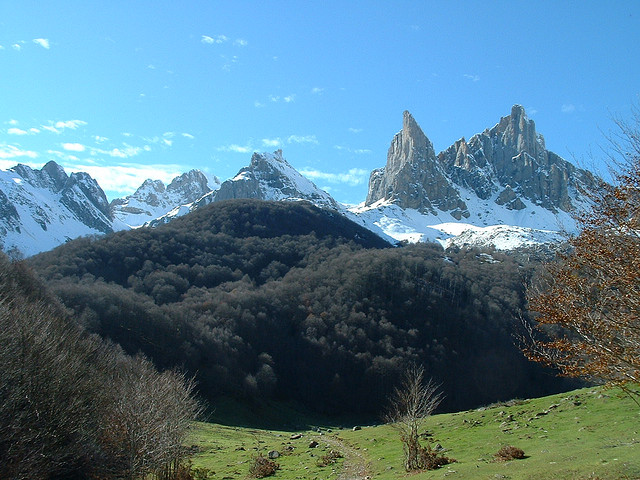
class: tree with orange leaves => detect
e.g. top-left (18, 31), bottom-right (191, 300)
top-left (524, 109), bottom-right (640, 401)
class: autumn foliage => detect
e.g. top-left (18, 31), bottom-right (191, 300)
top-left (525, 111), bottom-right (640, 398)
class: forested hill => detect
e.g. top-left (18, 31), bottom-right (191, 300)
top-left (30, 199), bottom-right (577, 417)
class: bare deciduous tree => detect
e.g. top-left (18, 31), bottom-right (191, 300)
top-left (384, 364), bottom-right (448, 471)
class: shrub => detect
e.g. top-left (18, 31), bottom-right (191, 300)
top-left (417, 443), bottom-right (456, 470)
top-left (495, 445), bottom-right (525, 461)
top-left (317, 449), bottom-right (343, 467)
top-left (248, 455), bottom-right (279, 478)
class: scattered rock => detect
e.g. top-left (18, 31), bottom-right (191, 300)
top-left (309, 441), bottom-right (319, 448)
top-left (290, 433), bottom-right (303, 440)
top-left (268, 450), bottom-right (280, 459)
top-left (352, 426), bottom-right (361, 431)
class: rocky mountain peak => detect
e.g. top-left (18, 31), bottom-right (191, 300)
top-left (365, 105), bottom-right (599, 227)
top-left (366, 111), bottom-right (467, 217)
top-left (41, 161), bottom-right (69, 191)
top-left (214, 150), bottom-right (338, 209)
top-left (490, 104), bottom-right (541, 158)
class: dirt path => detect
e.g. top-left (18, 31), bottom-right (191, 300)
top-left (322, 435), bottom-right (371, 480)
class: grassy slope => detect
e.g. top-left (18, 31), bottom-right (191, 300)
top-left (189, 386), bottom-right (640, 480)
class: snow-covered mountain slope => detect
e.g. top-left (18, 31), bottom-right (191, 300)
top-left (111, 170), bottom-right (219, 227)
top-left (349, 105), bottom-right (597, 250)
top-left (147, 150), bottom-right (339, 227)
top-left (215, 150), bottom-right (338, 208)
top-left (0, 161), bottom-right (118, 258)
top-left (0, 161), bottom-right (221, 257)
top-left (1, 107), bottom-right (599, 256)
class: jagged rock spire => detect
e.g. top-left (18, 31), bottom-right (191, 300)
top-left (366, 111), bottom-right (468, 218)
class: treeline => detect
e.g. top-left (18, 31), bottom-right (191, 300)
top-left (0, 254), bottom-right (200, 480)
top-left (30, 199), bottom-right (576, 416)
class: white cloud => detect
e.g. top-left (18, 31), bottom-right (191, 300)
top-left (299, 168), bottom-right (369, 186)
top-left (43, 119), bottom-right (87, 133)
top-left (254, 101), bottom-right (265, 108)
top-left (561, 104), bottom-right (576, 113)
top-left (7, 128), bottom-right (28, 135)
top-left (201, 35), bottom-right (228, 45)
top-left (65, 162), bottom-right (185, 198)
top-left (283, 94), bottom-right (296, 103)
top-left (12, 44), bottom-right (21, 51)
top-left (182, 133), bottom-right (195, 139)
top-left (234, 39), bottom-right (248, 47)
top-left (62, 143), bottom-right (86, 152)
top-left (311, 87), bottom-right (324, 95)
top-left (0, 144), bottom-right (38, 160)
top-left (0, 45), bottom-right (4, 50)
top-left (269, 95), bottom-right (280, 103)
top-left (262, 138), bottom-right (282, 147)
top-left (463, 73), bottom-right (480, 82)
top-left (217, 144), bottom-right (253, 153)
top-left (287, 135), bottom-right (318, 145)
top-left (105, 145), bottom-right (143, 158)
top-left (94, 135), bottom-right (108, 143)
top-left (348, 127), bottom-right (363, 134)
top-left (334, 145), bottom-right (371, 154)
top-left (33, 38), bottom-right (50, 49)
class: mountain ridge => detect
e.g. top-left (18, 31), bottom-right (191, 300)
top-left (0, 105), bottom-right (600, 257)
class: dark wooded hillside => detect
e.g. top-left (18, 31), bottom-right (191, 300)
top-left (30, 199), bottom-right (576, 416)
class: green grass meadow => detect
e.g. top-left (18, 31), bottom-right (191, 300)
top-left (188, 387), bottom-right (640, 479)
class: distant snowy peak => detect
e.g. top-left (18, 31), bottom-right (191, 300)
top-left (215, 150), bottom-right (339, 209)
top-left (354, 105), bottom-right (601, 249)
top-left (0, 161), bottom-right (113, 258)
top-left (111, 169), bottom-right (219, 227)
top-left (366, 105), bottom-right (598, 220)
top-left (146, 151), bottom-right (339, 228)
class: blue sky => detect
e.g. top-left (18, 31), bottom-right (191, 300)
top-left (1, 1), bottom-right (639, 204)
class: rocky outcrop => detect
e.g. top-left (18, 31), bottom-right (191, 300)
top-left (0, 161), bottom-right (115, 257)
top-left (111, 169), bottom-right (217, 227)
top-left (366, 111), bottom-right (469, 219)
top-left (366, 106), bottom-right (598, 218)
top-left (215, 150), bottom-right (338, 209)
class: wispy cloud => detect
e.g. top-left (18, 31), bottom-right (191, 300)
top-left (348, 127), bottom-right (363, 134)
top-left (234, 39), bottom-right (248, 47)
top-left (311, 87), bottom-right (324, 95)
top-left (283, 94), bottom-right (296, 103)
top-left (7, 128), bottom-right (29, 135)
top-left (201, 35), bottom-right (228, 45)
top-left (32, 38), bottom-right (50, 49)
top-left (561, 104), bottom-right (576, 113)
top-left (217, 144), bottom-right (253, 153)
top-left (463, 73), bottom-right (480, 82)
top-left (287, 135), bottom-right (318, 145)
top-left (12, 44), bottom-right (21, 51)
top-left (262, 138), bottom-right (282, 148)
top-left (334, 145), bottom-right (371, 154)
top-left (41, 119), bottom-right (87, 133)
top-left (0, 144), bottom-right (39, 160)
top-left (299, 168), bottom-right (369, 186)
top-left (62, 143), bottom-right (86, 152)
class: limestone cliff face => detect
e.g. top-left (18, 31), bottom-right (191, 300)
top-left (366, 111), bottom-right (468, 219)
top-left (367, 106), bottom-right (598, 217)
